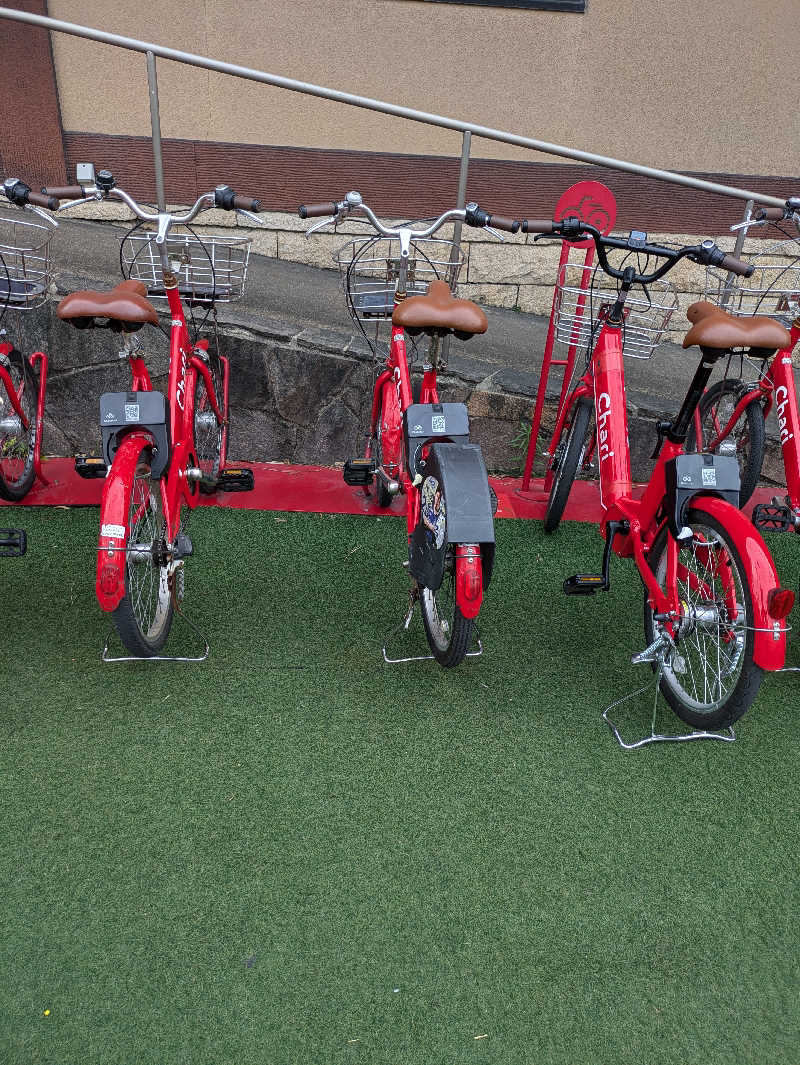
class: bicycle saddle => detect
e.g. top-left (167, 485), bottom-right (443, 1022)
top-left (392, 280), bottom-right (488, 339)
top-left (683, 300), bottom-right (790, 351)
top-left (57, 279), bottom-right (158, 330)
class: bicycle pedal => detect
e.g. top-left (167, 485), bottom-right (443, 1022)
top-left (0, 528), bottom-right (27, 557)
top-left (74, 454), bottom-right (108, 479)
top-left (174, 532), bottom-right (193, 559)
top-left (216, 466), bottom-right (255, 493)
top-left (343, 457), bottom-right (374, 487)
top-left (752, 502), bottom-right (794, 533)
top-left (563, 573), bottom-right (607, 596)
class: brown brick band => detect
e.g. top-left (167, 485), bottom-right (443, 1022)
top-left (62, 132), bottom-right (795, 237)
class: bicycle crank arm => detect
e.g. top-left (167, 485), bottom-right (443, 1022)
top-left (563, 519), bottom-right (629, 596)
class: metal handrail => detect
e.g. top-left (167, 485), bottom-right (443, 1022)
top-left (0, 4), bottom-right (790, 215)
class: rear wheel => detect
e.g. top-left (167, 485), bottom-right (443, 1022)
top-left (643, 510), bottom-right (762, 729)
top-left (111, 447), bottom-right (174, 657)
top-left (685, 379), bottom-right (765, 506)
top-left (0, 349), bottom-right (37, 501)
top-left (419, 546), bottom-right (476, 668)
top-left (544, 397), bottom-right (593, 533)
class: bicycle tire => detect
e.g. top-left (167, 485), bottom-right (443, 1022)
top-left (685, 379), bottom-right (765, 506)
top-left (0, 349), bottom-right (38, 501)
top-left (419, 546), bottom-right (476, 667)
top-left (642, 509), bottom-right (762, 729)
top-left (111, 443), bottom-right (174, 657)
top-left (194, 361), bottom-right (225, 494)
top-left (544, 397), bottom-right (593, 533)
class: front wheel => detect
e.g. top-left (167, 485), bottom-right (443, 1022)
top-left (0, 349), bottom-right (38, 501)
top-left (544, 398), bottom-right (593, 533)
top-left (643, 510), bottom-right (763, 730)
top-left (111, 447), bottom-right (175, 657)
top-left (685, 379), bottom-right (765, 506)
top-left (419, 546), bottom-right (476, 667)
top-left (369, 381), bottom-right (401, 508)
top-left (194, 359), bottom-right (225, 493)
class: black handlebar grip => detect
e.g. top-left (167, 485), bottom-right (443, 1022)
top-left (298, 202), bottom-right (336, 219)
top-left (487, 214), bottom-right (520, 234)
top-left (720, 254), bottom-right (754, 278)
top-left (753, 207), bottom-right (786, 222)
top-left (41, 185), bottom-right (92, 199)
top-left (232, 194), bottom-right (261, 212)
top-left (28, 191), bottom-right (59, 210)
top-left (521, 219), bottom-right (556, 234)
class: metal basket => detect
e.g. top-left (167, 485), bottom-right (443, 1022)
top-left (705, 238), bottom-right (800, 322)
top-left (120, 228), bottom-right (252, 303)
top-left (335, 236), bottom-right (465, 324)
top-left (0, 206), bottom-right (56, 311)
top-left (553, 262), bottom-right (678, 360)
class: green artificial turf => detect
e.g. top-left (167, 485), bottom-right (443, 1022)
top-left (1, 507), bottom-right (798, 1065)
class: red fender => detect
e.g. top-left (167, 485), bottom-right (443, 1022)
top-left (96, 431), bottom-right (154, 613)
top-left (455, 544), bottom-right (483, 619)
top-left (692, 495), bottom-right (787, 671)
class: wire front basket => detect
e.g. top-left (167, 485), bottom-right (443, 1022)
top-left (0, 206), bottom-right (56, 311)
top-left (121, 228), bottom-right (252, 303)
top-left (705, 238), bottom-right (800, 322)
top-left (335, 236), bottom-right (465, 324)
top-left (553, 262), bottom-right (678, 360)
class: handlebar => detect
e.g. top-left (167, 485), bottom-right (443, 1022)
top-left (2, 178), bottom-right (57, 211)
top-left (520, 216), bottom-right (754, 283)
top-left (298, 191), bottom-right (518, 240)
top-left (298, 202), bottom-right (338, 219)
top-left (40, 184), bottom-right (93, 200)
top-left (41, 171), bottom-right (263, 232)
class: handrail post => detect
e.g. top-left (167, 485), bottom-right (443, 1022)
top-left (449, 130), bottom-right (472, 284)
top-left (720, 197), bottom-right (753, 308)
top-left (146, 50), bottom-right (166, 211)
top-left (441, 131), bottom-right (471, 369)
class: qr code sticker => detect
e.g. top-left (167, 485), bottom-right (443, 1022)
top-left (125, 403), bottom-right (140, 421)
top-left (431, 415), bottom-right (446, 433)
top-left (701, 467), bottom-right (717, 486)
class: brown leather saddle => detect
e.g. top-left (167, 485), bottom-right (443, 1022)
top-left (57, 279), bottom-right (159, 332)
top-left (392, 280), bottom-right (488, 340)
top-left (683, 300), bottom-right (791, 353)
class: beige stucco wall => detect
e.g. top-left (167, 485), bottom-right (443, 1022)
top-left (48, 0), bottom-right (800, 176)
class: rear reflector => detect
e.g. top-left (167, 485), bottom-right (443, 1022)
top-left (768, 587), bottom-right (795, 620)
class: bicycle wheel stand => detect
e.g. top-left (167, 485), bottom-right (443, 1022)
top-left (382, 584), bottom-right (483, 664)
top-left (601, 651), bottom-right (735, 749)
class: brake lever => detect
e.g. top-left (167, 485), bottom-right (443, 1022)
top-left (730, 217), bottom-right (765, 232)
top-left (484, 225), bottom-right (506, 243)
top-left (304, 212), bottom-right (344, 238)
top-left (58, 188), bottom-right (102, 212)
top-left (28, 204), bottom-right (59, 226)
top-left (236, 208), bottom-right (266, 227)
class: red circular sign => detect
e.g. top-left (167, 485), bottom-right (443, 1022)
top-left (553, 181), bottom-right (617, 248)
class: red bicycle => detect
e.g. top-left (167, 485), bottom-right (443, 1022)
top-left (299, 192), bottom-right (515, 665)
top-left (43, 167), bottom-right (260, 656)
top-left (528, 215), bottom-right (794, 729)
top-left (686, 196), bottom-right (800, 534)
top-left (0, 178), bottom-right (53, 506)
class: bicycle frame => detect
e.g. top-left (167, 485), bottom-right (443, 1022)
top-left (369, 324), bottom-right (441, 536)
top-left (0, 340), bottom-right (49, 486)
top-left (95, 283), bottom-right (227, 611)
top-left (693, 320), bottom-right (800, 515)
top-left (550, 314), bottom-right (786, 670)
